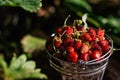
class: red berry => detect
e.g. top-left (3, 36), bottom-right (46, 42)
top-left (63, 37), bottom-right (73, 46)
top-left (67, 51), bottom-right (78, 63)
top-left (91, 50), bottom-right (101, 59)
top-left (81, 44), bottom-right (89, 54)
top-left (77, 27), bottom-right (86, 32)
top-left (47, 36), bottom-right (54, 43)
top-left (73, 40), bottom-right (82, 49)
top-left (64, 26), bottom-right (73, 35)
top-left (92, 43), bottom-right (102, 52)
top-left (80, 53), bottom-right (89, 61)
top-left (102, 45), bottom-right (110, 53)
top-left (54, 39), bottom-right (62, 48)
top-left (99, 40), bottom-right (109, 47)
top-left (66, 46), bottom-right (74, 53)
top-left (97, 28), bottom-right (104, 36)
top-left (88, 28), bottom-right (96, 36)
top-left (91, 35), bottom-right (96, 41)
top-left (56, 27), bottom-right (63, 34)
top-left (82, 33), bottom-right (92, 41)
top-left (97, 35), bottom-right (105, 41)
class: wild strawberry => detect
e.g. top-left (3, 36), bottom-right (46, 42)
top-left (64, 26), bottom-right (73, 35)
top-left (88, 28), bottom-right (96, 41)
top-left (81, 44), bottom-right (89, 53)
top-left (88, 28), bottom-right (96, 36)
top-left (91, 35), bottom-right (96, 41)
top-left (80, 53), bottom-right (90, 61)
top-left (56, 27), bottom-right (63, 34)
top-left (97, 35), bottom-right (105, 41)
top-left (66, 46), bottom-right (74, 53)
top-left (97, 28), bottom-right (105, 36)
top-left (73, 40), bottom-right (82, 49)
top-left (102, 45), bottom-right (110, 53)
top-left (47, 35), bottom-right (55, 43)
top-left (99, 40), bottom-right (109, 47)
top-left (92, 43), bottom-right (102, 52)
top-left (82, 33), bottom-right (92, 41)
top-left (76, 26), bottom-right (86, 32)
top-left (67, 51), bottom-right (78, 63)
top-left (91, 50), bottom-right (101, 59)
top-left (63, 37), bottom-right (73, 46)
top-left (54, 39), bottom-right (62, 48)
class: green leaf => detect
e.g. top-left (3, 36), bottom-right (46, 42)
top-left (21, 35), bottom-right (46, 53)
top-left (98, 16), bottom-right (120, 34)
top-left (9, 54), bottom-right (27, 70)
top-left (0, 0), bottom-right (42, 12)
top-left (64, 0), bottom-right (92, 12)
top-left (21, 61), bottom-right (35, 71)
top-left (0, 55), bottom-right (8, 74)
top-left (5, 54), bottom-right (48, 79)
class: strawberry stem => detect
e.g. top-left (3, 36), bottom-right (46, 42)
top-left (64, 15), bottom-right (71, 26)
top-left (82, 13), bottom-right (88, 29)
top-left (113, 48), bottom-right (120, 51)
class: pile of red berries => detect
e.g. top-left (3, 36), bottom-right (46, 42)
top-left (46, 20), bottom-right (110, 63)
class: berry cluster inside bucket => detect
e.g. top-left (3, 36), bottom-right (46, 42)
top-left (46, 14), bottom-right (111, 63)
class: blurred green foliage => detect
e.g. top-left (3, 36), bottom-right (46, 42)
top-left (64, 0), bottom-right (92, 12)
top-left (0, 54), bottom-right (47, 80)
top-left (0, 0), bottom-right (42, 12)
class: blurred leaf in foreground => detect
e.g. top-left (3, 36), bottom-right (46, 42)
top-left (0, 0), bottom-right (42, 12)
top-left (21, 35), bottom-right (46, 53)
top-left (0, 54), bottom-right (47, 80)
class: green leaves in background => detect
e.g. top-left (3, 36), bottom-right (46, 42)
top-left (0, 54), bottom-right (47, 80)
top-left (98, 16), bottom-right (120, 34)
top-left (0, 0), bottom-right (42, 12)
top-left (21, 35), bottom-right (46, 53)
top-left (64, 0), bottom-right (92, 12)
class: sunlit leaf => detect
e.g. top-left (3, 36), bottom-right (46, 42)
top-left (0, 55), bottom-right (8, 74)
top-left (0, 54), bottom-right (47, 79)
top-left (0, 0), bottom-right (42, 12)
top-left (9, 54), bottom-right (27, 70)
top-left (21, 35), bottom-right (46, 53)
top-left (21, 61), bottom-right (35, 71)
